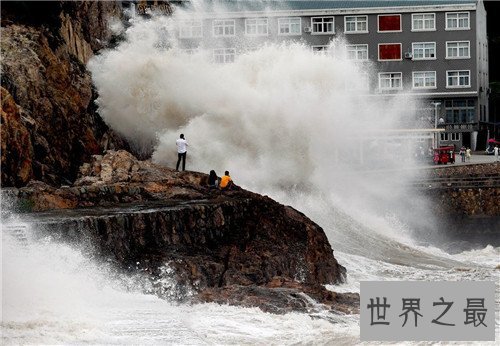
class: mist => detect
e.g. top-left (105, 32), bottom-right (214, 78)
top-left (88, 5), bottom-right (434, 251)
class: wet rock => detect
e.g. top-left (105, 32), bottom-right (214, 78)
top-left (196, 281), bottom-right (359, 315)
top-left (16, 180), bottom-right (78, 211)
top-left (13, 150), bottom-right (348, 312)
top-left (79, 163), bottom-right (91, 176)
top-left (53, 196), bottom-right (347, 307)
top-left (0, 2), bottom-right (129, 188)
top-left (0, 87), bottom-right (33, 187)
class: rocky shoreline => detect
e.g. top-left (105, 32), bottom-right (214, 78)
top-left (4, 150), bottom-right (358, 315)
top-left (1, 1), bottom-right (128, 187)
top-left (2, 0), bottom-right (496, 319)
top-left (0, 1), bottom-right (359, 316)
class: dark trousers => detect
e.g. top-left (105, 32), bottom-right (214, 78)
top-left (176, 152), bottom-right (186, 171)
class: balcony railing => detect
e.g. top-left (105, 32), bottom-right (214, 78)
top-left (443, 123), bottom-right (478, 131)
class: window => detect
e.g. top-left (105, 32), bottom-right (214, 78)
top-left (446, 12), bottom-right (470, 30)
top-left (179, 19), bottom-right (203, 38)
top-left (347, 72), bottom-right (369, 91)
top-left (312, 45), bottom-right (330, 55)
top-left (245, 18), bottom-right (268, 36)
top-left (445, 99), bottom-right (475, 123)
top-left (412, 13), bottom-right (435, 31)
top-left (440, 133), bottom-right (449, 141)
top-left (213, 20), bottom-right (235, 37)
top-left (182, 48), bottom-right (199, 55)
top-left (278, 17), bottom-right (301, 35)
top-left (413, 71), bottom-right (436, 89)
top-left (213, 48), bottom-right (235, 63)
top-left (311, 17), bottom-right (334, 34)
top-left (446, 70), bottom-right (470, 88)
top-left (345, 15), bottom-right (368, 33)
top-left (412, 42), bottom-right (436, 60)
top-left (446, 41), bottom-right (470, 59)
top-left (346, 44), bottom-right (368, 61)
top-left (451, 133), bottom-right (461, 141)
top-left (378, 14), bottom-right (401, 32)
top-left (379, 72), bottom-right (402, 90)
top-left (378, 43), bottom-right (401, 60)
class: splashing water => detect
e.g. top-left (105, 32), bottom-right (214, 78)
top-left (0, 221), bottom-right (359, 345)
top-left (2, 2), bottom-right (498, 343)
top-left (86, 6), bottom-right (499, 342)
top-left (2, 216), bottom-right (497, 344)
top-left (88, 7), bottom-right (435, 251)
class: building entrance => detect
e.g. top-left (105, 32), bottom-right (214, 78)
top-left (463, 132), bottom-right (471, 148)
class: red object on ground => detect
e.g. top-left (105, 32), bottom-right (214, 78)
top-left (433, 146), bottom-right (455, 165)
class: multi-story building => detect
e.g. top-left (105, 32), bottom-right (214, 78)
top-left (170, 0), bottom-right (489, 150)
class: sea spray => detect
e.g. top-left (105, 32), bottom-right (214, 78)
top-left (86, 2), bottom-right (499, 340)
top-left (88, 8), bottom-right (434, 248)
top-left (1, 220), bottom-right (359, 344)
top-left (3, 2), bottom-right (499, 344)
top-left (2, 220), bottom-right (496, 344)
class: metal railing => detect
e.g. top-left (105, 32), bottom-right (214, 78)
top-left (443, 123), bottom-right (478, 131)
top-left (412, 176), bottom-right (500, 189)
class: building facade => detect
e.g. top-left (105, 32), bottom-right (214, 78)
top-left (170, 0), bottom-right (488, 150)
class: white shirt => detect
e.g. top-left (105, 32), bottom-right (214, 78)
top-left (176, 138), bottom-right (188, 153)
top-left (494, 147), bottom-right (499, 156)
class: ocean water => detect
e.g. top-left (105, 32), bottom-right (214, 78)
top-left (2, 2), bottom-right (498, 344)
top-left (1, 212), bottom-right (498, 345)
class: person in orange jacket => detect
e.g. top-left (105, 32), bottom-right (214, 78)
top-left (219, 171), bottom-right (233, 189)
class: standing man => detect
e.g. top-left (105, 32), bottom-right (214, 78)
top-left (176, 133), bottom-right (188, 171)
top-left (494, 145), bottom-right (499, 162)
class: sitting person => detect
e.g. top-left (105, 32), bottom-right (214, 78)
top-left (219, 170), bottom-right (233, 190)
top-left (208, 170), bottom-right (218, 188)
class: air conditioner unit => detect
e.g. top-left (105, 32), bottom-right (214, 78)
top-left (304, 27), bottom-right (312, 33)
top-left (404, 52), bottom-right (413, 59)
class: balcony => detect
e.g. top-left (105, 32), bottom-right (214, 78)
top-left (443, 123), bottom-right (478, 131)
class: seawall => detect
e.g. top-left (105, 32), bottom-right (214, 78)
top-left (420, 163), bottom-right (499, 246)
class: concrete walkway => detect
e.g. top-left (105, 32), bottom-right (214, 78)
top-left (438, 152), bottom-right (500, 167)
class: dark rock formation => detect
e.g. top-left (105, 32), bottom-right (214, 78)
top-left (197, 277), bottom-right (359, 315)
top-left (13, 150), bottom-right (210, 210)
top-left (39, 196), bottom-right (346, 294)
top-left (1, 1), bottom-right (128, 187)
top-left (1, 1), bottom-right (122, 65)
top-left (1, 87), bottom-right (33, 186)
top-left (10, 150), bottom-right (354, 314)
top-left (0, 2), bottom-right (355, 314)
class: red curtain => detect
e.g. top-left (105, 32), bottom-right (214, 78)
top-left (379, 44), bottom-right (401, 60)
top-left (379, 15), bottom-right (401, 31)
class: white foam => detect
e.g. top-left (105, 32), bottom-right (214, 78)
top-left (1, 228), bottom-right (358, 344)
top-left (4, 2), bottom-right (497, 343)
